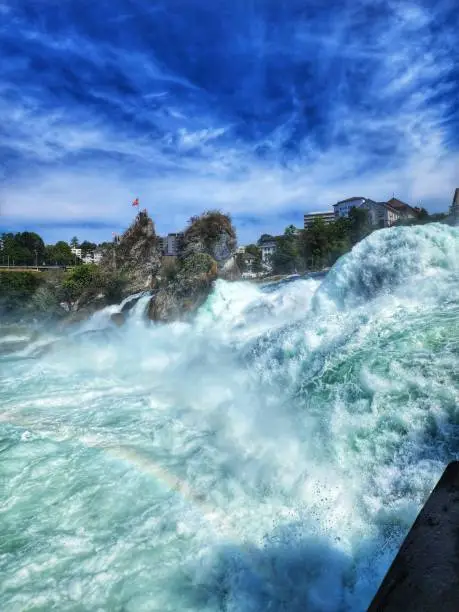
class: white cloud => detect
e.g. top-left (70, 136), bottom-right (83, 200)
top-left (1, 0), bottom-right (457, 244)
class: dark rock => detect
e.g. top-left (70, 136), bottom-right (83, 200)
top-left (110, 312), bottom-right (125, 327)
top-left (181, 211), bottom-right (237, 272)
top-left (369, 461), bottom-right (459, 611)
top-left (101, 211), bottom-right (162, 297)
top-left (148, 252), bottom-right (218, 322)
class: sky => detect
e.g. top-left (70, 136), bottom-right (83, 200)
top-left (0, 0), bottom-right (458, 245)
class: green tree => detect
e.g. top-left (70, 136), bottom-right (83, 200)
top-left (348, 207), bottom-right (372, 245)
top-left (80, 240), bottom-right (97, 256)
top-left (417, 208), bottom-right (430, 222)
top-left (70, 236), bottom-right (79, 248)
top-left (61, 264), bottom-right (100, 304)
top-left (245, 245), bottom-right (263, 272)
top-left (45, 241), bottom-right (74, 266)
top-left (0, 271), bottom-right (43, 313)
top-left (271, 228), bottom-right (301, 274)
top-left (15, 232), bottom-right (45, 264)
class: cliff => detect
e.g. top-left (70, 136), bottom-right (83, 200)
top-left (103, 210), bottom-right (162, 297)
top-left (148, 211), bottom-right (239, 322)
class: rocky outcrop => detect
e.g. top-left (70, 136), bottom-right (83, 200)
top-left (110, 312), bottom-right (125, 327)
top-left (102, 211), bottom-right (162, 297)
top-left (148, 252), bottom-right (218, 322)
top-left (147, 212), bottom-right (239, 322)
top-left (218, 255), bottom-right (241, 281)
top-left (180, 210), bottom-right (238, 272)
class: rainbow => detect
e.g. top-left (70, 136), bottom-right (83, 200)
top-left (1, 412), bottom-right (239, 540)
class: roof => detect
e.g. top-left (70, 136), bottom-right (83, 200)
top-left (386, 197), bottom-right (414, 211)
top-left (304, 211), bottom-right (335, 216)
top-left (335, 197), bottom-right (366, 204)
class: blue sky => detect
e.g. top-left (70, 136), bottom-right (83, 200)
top-left (0, 0), bottom-right (458, 245)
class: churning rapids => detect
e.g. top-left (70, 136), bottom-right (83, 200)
top-left (1, 223), bottom-right (459, 611)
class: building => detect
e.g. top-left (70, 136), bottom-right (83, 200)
top-left (159, 233), bottom-right (184, 256)
top-left (237, 246), bottom-right (246, 254)
top-left (257, 236), bottom-right (277, 267)
top-left (70, 246), bottom-right (82, 258)
top-left (450, 188), bottom-right (459, 221)
top-left (386, 197), bottom-right (417, 219)
top-left (81, 250), bottom-right (103, 265)
top-left (333, 197), bottom-right (368, 218)
top-left (360, 200), bottom-right (400, 227)
top-left (304, 211), bottom-right (335, 228)
top-left (333, 196), bottom-right (401, 227)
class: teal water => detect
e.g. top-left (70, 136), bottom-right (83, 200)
top-left (1, 223), bottom-right (459, 611)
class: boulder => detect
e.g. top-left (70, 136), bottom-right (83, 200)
top-left (110, 312), bottom-right (125, 327)
top-left (148, 252), bottom-right (218, 322)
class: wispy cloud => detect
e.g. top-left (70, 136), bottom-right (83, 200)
top-left (0, 0), bottom-right (457, 244)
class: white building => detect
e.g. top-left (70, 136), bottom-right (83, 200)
top-left (70, 246), bottom-right (82, 258)
top-left (304, 211), bottom-right (335, 228)
top-left (358, 200), bottom-right (400, 228)
top-left (258, 239), bottom-right (277, 267)
top-left (333, 197), bottom-right (401, 228)
top-left (81, 250), bottom-right (103, 265)
top-left (333, 197), bottom-right (367, 218)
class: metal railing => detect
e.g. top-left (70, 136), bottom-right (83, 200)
top-left (0, 264), bottom-right (70, 270)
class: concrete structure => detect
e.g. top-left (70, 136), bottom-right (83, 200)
top-left (369, 461), bottom-right (459, 611)
top-left (304, 211), bottom-right (335, 228)
top-left (449, 188), bottom-right (459, 222)
top-left (70, 246), bottom-right (82, 258)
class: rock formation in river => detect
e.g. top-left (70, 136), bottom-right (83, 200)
top-left (148, 211), bottom-right (239, 322)
top-left (103, 210), bottom-right (162, 297)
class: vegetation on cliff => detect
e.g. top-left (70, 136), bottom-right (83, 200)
top-left (102, 210), bottom-right (162, 297)
top-left (0, 272), bottom-right (44, 314)
top-left (148, 211), bottom-right (235, 321)
top-left (0, 209), bottom-right (238, 324)
top-left (181, 210), bottom-right (237, 264)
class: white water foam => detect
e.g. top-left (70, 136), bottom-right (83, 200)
top-left (1, 223), bottom-right (459, 611)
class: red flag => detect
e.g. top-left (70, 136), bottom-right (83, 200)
top-left (132, 198), bottom-right (139, 207)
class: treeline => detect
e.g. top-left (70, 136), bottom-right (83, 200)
top-left (239, 207), bottom-right (450, 276)
top-left (0, 232), bottom-right (110, 267)
top-left (271, 208), bottom-right (372, 274)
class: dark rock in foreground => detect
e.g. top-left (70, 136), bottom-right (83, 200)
top-left (369, 461), bottom-right (459, 611)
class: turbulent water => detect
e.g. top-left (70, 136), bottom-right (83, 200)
top-left (1, 224), bottom-right (459, 611)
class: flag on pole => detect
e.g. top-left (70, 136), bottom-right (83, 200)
top-left (132, 198), bottom-right (139, 207)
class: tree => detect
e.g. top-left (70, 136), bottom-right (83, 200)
top-left (61, 264), bottom-right (100, 305)
top-left (80, 241), bottom-right (97, 256)
top-left (348, 207), bottom-right (372, 245)
top-left (417, 208), bottom-right (430, 222)
top-left (284, 225), bottom-right (298, 237)
top-left (0, 231), bottom-right (46, 265)
top-left (70, 236), bottom-right (79, 248)
top-left (271, 228), bottom-right (301, 274)
top-left (245, 245), bottom-right (263, 272)
top-left (45, 241), bottom-right (74, 266)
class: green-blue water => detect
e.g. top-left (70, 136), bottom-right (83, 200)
top-left (1, 223), bottom-right (459, 611)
